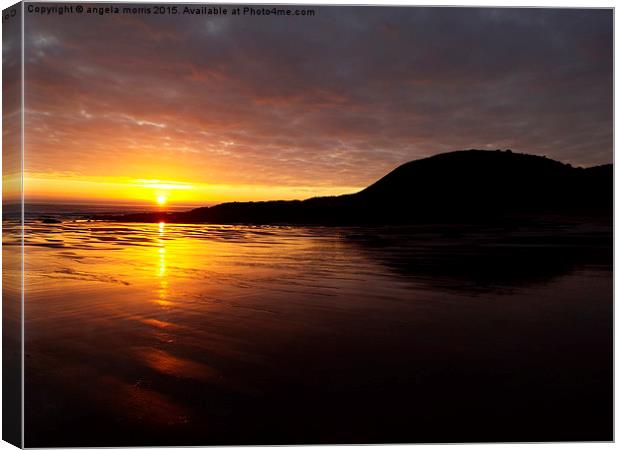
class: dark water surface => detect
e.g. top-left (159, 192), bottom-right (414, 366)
top-left (6, 219), bottom-right (612, 446)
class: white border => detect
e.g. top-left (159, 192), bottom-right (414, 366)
top-left (0, 1), bottom-right (615, 450)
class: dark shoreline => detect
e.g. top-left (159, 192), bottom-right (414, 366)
top-left (92, 149), bottom-right (611, 226)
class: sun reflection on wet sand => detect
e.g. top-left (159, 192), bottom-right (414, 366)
top-left (140, 317), bottom-right (178, 329)
top-left (17, 219), bottom-right (612, 446)
top-left (155, 222), bottom-right (171, 307)
top-left (138, 348), bottom-right (220, 382)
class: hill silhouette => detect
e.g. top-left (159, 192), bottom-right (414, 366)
top-left (105, 149), bottom-right (612, 225)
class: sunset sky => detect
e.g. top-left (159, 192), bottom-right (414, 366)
top-left (23, 6), bottom-right (612, 206)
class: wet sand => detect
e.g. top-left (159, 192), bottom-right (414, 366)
top-left (5, 220), bottom-right (611, 446)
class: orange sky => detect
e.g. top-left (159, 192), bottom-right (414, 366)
top-left (24, 174), bottom-right (360, 206)
top-left (19, 8), bottom-right (612, 207)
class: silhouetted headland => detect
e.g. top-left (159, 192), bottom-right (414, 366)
top-left (101, 149), bottom-right (612, 225)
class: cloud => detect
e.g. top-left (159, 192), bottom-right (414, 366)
top-left (23, 6), bottom-right (612, 199)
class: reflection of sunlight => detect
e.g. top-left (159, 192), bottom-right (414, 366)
top-left (158, 248), bottom-right (166, 277)
top-left (138, 348), bottom-right (220, 382)
top-left (141, 317), bottom-right (175, 329)
top-left (156, 280), bottom-right (171, 307)
top-left (155, 222), bottom-right (171, 307)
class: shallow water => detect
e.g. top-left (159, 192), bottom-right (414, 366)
top-left (5, 220), bottom-right (612, 445)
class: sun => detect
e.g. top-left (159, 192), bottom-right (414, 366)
top-left (156, 194), bottom-right (167, 206)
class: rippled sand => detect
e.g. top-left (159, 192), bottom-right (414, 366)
top-left (5, 220), bottom-right (612, 445)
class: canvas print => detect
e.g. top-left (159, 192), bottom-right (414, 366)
top-left (2, 2), bottom-right (613, 447)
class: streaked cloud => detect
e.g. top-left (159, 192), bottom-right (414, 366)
top-left (23, 6), bottom-right (612, 204)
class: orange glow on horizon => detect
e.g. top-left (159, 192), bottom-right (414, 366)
top-left (23, 173), bottom-right (363, 206)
